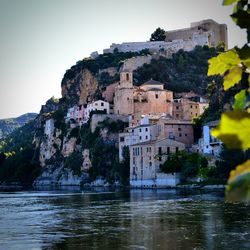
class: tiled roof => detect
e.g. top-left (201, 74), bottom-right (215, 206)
top-left (141, 79), bottom-right (164, 86)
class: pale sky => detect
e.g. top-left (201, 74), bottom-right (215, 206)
top-left (0, 0), bottom-right (246, 119)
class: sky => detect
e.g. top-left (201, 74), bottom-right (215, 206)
top-left (0, 0), bottom-right (247, 119)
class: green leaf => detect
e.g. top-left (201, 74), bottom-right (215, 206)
top-left (223, 0), bottom-right (239, 5)
top-left (208, 50), bottom-right (241, 76)
top-left (233, 90), bottom-right (247, 110)
top-left (211, 110), bottom-right (250, 149)
top-left (231, 10), bottom-right (250, 30)
top-left (223, 66), bottom-right (242, 90)
top-left (226, 160), bottom-right (250, 202)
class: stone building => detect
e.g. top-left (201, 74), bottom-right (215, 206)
top-left (165, 19), bottom-right (228, 49)
top-left (114, 72), bottom-right (173, 117)
top-left (113, 72), bottom-right (134, 115)
top-left (104, 19), bottom-right (227, 54)
top-left (158, 117), bottom-right (194, 147)
top-left (129, 138), bottom-right (185, 187)
top-left (172, 98), bottom-right (208, 120)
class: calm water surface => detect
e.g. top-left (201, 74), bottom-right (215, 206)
top-left (0, 188), bottom-right (250, 250)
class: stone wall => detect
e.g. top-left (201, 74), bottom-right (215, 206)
top-left (90, 114), bottom-right (129, 133)
top-left (103, 19), bottom-right (227, 55)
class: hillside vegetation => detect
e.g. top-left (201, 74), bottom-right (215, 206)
top-left (0, 113), bottom-right (37, 139)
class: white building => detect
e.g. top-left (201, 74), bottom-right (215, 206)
top-left (202, 120), bottom-right (222, 156)
top-left (119, 123), bottom-right (160, 161)
top-left (84, 100), bottom-right (110, 122)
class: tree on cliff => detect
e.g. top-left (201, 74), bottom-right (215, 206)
top-left (150, 27), bottom-right (166, 41)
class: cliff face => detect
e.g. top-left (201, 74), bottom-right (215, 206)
top-left (61, 69), bottom-right (98, 105)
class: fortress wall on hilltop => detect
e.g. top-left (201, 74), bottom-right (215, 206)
top-left (103, 19), bottom-right (227, 55)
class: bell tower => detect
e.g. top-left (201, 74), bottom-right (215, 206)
top-left (119, 72), bottom-right (133, 88)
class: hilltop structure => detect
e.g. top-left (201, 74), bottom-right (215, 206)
top-left (102, 19), bottom-right (227, 55)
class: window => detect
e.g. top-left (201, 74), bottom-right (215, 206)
top-left (146, 136), bottom-right (148, 140)
top-left (191, 105), bottom-right (193, 108)
top-left (155, 94), bottom-right (158, 99)
top-left (145, 128), bottom-right (148, 132)
top-left (176, 114), bottom-right (179, 118)
top-left (120, 137), bottom-right (124, 142)
top-left (185, 134), bottom-right (187, 137)
top-left (149, 162), bottom-right (152, 166)
top-left (133, 157), bottom-right (135, 165)
top-left (176, 106), bottom-right (179, 110)
top-left (178, 127), bottom-right (181, 131)
top-left (167, 147), bottom-right (170, 154)
top-left (139, 136), bottom-right (142, 140)
top-left (176, 147), bottom-right (179, 153)
top-left (127, 97), bottom-right (129, 101)
top-left (179, 133), bottom-right (182, 137)
top-left (158, 147), bottom-right (162, 155)
top-left (126, 73), bottom-right (129, 81)
top-left (196, 113), bottom-right (198, 116)
top-left (101, 102), bottom-right (104, 106)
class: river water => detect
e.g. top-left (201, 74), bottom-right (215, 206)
top-left (0, 188), bottom-right (250, 250)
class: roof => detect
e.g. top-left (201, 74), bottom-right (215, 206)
top-left (135, 88), bottom-right (146, 92)
top-left (141, 79), bottom-right (164, 86)
top-left (147, 88), bottom-right (165, 92)
top-left (160, 118), bottom-right (193, 125)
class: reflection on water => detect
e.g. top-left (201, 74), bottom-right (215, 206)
top-left (0, 189), bottom-right (249, 250)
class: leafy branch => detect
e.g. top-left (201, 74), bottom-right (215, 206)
top-left (207, 0), bottom-right (250, 201)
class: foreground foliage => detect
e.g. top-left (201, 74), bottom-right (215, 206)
top-left (208, 0), bottom-right (250, 201)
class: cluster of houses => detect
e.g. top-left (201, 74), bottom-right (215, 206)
top-left (45, 71), bottom-right (222, 187)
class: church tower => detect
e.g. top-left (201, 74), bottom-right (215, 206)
top-left (114, 71), bottom-right (134, 115)
top-left (119, 72), bottom-right (133, 88)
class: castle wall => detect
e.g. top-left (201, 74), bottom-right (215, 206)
top-left (103, 19), bottom-right (227, 55)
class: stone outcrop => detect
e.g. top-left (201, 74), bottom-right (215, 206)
top-left (33, 165), bottom-right (84, 186)
top-left (62, 69), bottom-right (98, 105)
top-left (39, 130), bottom-right (62, 167)
top-left (62, 137), bottom-right (77, 157)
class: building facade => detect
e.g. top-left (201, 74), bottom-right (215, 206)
top-left (202, 120), bottom-right (222, 156)
top-left (129, 138), bottom-right (185, 187)
top-left (158, 118), bottom-right (194, 147)
top-left (172, 98), bottom-right (208, 120)
top-left (114, 73), bottom-right (173, 117)
top-left (84, 100), bottom-right (110, 121)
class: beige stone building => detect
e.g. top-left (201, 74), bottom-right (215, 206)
top-left (114, 72), bottom-right (173, 117)
top-left (172, 98), bottom-right (208, 120)
top-left (130, 138), bottom-right (185, 187)
top-left (158, 117), bottom-right (194, 147)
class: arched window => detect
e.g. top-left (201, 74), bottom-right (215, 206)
top-left (126, 73), bottom-right (129, 81)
